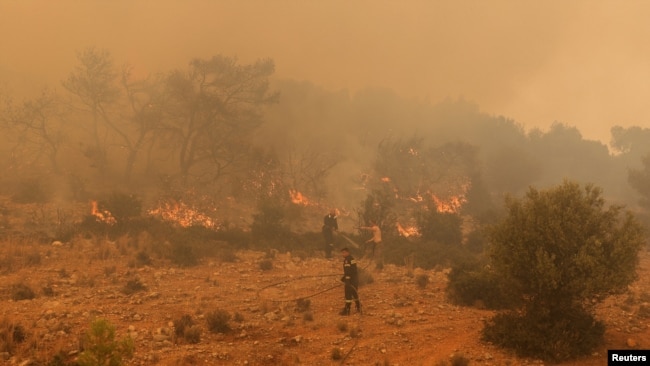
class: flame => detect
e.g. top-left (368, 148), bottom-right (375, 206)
top-left (148, 200), bottom-right (219, 229)
top-left (381, 177), bottom-right (391, 182)
top-left (289, 189), bottom-right (310, 206)
top-left (90, 200), bottom-right (117, 225)
top-left (430, 182), bottom-right (471, 213)
top-left (397, 222), bottom-right (420, 237)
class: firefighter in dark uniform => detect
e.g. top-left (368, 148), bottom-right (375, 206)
top-left (340, 247), bottom-right (361, 315)
top-left (322, 209), bottom-right (338, 258)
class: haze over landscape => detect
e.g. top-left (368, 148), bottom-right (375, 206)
top-left (3, 0), bottom-right (650, 144)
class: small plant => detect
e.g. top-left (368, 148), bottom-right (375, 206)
top-left (336, 321), bottom-right (348, 332)
top-left (0, 318), bottom-right (26, 353)
top-left (295, 298), bottom-right (311, 312)
top-left (303, 312), bottom-right (314, 322)
top-left (183, 326), bottom-right (201, 344)
top-left (349, 326), bottom-right (361, 338)
top-left (122, 278), bottom-right (147, 295)
top-left (206, 309), bottom-right (231, 333)
top-left (135, 251), bottom-right (152, 267)
top-left (416, 274), bottom-right (429, 289)
top-left (331, 347), bottom-right (343, 360)
top-left (11, 282), bottom-right (36, 301)
top-left (233, 312), bottom-right (245, 322)
top-left (77, 318), bottom-right (134, 366)
top-left (173, 315), bottom-right (194, 338)
top-left (450, 353), bottom-right (470, 366)
top-left (259, 259), bottom-right (273, 271)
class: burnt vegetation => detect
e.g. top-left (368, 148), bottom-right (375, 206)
top-left (1, 47), bottom-right (650, 364)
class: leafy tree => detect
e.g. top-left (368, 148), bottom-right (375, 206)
top-left (162, 55), bottom-right (278, 185)
top-left (484, 181), bottom-right (645, 361)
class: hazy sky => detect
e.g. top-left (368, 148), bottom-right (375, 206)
top-left (2, 0), bottom-right (650, 144)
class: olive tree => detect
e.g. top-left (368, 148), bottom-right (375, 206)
top-left (484, 180), bottom-right (644, 361)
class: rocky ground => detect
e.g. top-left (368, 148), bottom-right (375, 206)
top-left (1, 201), bottom-right (650, 365)
top-left (1, 238), bottom-right (650, 366)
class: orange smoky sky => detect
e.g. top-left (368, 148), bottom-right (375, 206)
top-left (2, 0), bottom-right (650, 144)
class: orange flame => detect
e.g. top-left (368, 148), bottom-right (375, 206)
top-left (289, 189), bottom-right (310, 206)
top-left (90, 200), bottom-right (117, 225)
top-left (397, 222), bottom-right (420, 237)
top-left (148, 200), bottom-right (219, 229)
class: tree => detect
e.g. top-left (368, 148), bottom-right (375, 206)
top-left (161, 55), bottom-right (278, 185)
top-left (62, 47), bottom-right (119, 173)
top-left (0, 88), bottom-right (66, 173)
top-left (484, 181), bottom-right (644, 361)
top-left (629, 153), bottom-right (650, 210)
top-left (63, 47), bottom-right (164, 183)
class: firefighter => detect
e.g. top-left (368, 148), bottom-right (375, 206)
top-left (339, 247), bottom-right (361, 315)
top-left (322, 208), bottom-right (338, 258)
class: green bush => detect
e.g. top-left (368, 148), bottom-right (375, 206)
top-left (485, 181), bottom-right (644, 361)
top-left (416, 209), bottom-right (463, 246)
top-left (77, 318), bottom-right (134, 366)
top-left (482, 308), bottom-right (604, 362)
top-left (446, 259), bottom-right (521, 310)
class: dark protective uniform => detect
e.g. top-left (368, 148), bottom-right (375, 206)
top-left (322, 213), bottom-right (338, 258)
top-left (340, 253), bottom-right (361, 315)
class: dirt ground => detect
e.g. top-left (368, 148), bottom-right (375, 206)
top-left (1, 239), bottom-right (650, 366)
top-left (1, 201), bottom-right (650, 365)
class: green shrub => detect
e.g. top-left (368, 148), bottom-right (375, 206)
top-left (482, 307), bottom-right (604, 362)
top-left (416, 209), bottom-right (463, 245)
top-left (446, 259), bottom-right (520, 310)
top-left (206, 309), bottom-right (231, 333)
top-left (77, 318), bottom-right (134, 366)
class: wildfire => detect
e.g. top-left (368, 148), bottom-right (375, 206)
top-left (430, 182), bottom-right (471, 213)
top-left (396, 222), bottom-right (420, 237)
top-left (148, 200), bottom-right (219, 229)
top-left (289, 189), bottom-right (310, 206)
top-left (90, 201), bottom-right (117, 225)
top-left (381, 177), bottom-right (391, 183)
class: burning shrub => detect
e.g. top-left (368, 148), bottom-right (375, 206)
top-left (100, 191), bottom-right (142, 222)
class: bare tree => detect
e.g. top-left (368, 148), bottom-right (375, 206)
top-left (0, 88), bottom-right (66, 173)
top-left (161, 55), bottom-right (278, 185)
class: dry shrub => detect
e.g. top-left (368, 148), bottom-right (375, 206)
top-left (206, 309), bottom-right (231, 333)
top-left (0, 317), bottom-right (26, 353)
top-left (11, 282), bottom-right (36, 301)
